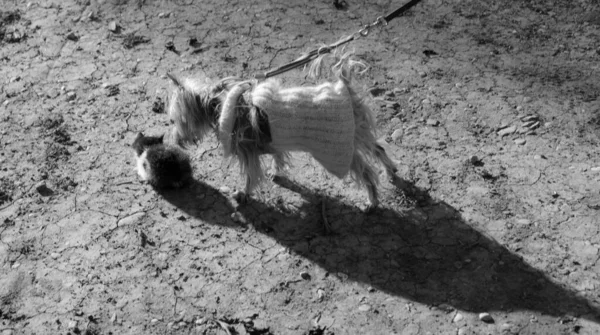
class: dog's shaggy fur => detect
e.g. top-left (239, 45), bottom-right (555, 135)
top-left (167, 57), bottom-right (397, 211)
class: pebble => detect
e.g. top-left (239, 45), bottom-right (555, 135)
top-left (36, 182), bottom-right (53, 196)
top-left (453, 313), bottom-right (464, 323)
top-left (516, 218), bottom-right (531, 225)
top-left (358, 304), bottom-right (371, 312)
top-left (219, 186), bottom-right (231, 194)
top-left (66, 91), bottom-right (77, 101)
top-left (479, 312), bottom-right (494, 323)
top-left (68, 320), bottom-right (78, 329)
top-left (418, 71), bottom-right (427, 78)
top-left (497, 125), bottom-right (516, 137)
top-left (108, 21), bottom-right (119, 32)
top-left (391, 128), bottom-right (403, 142)
top-left (426, 119), bottom-right (440, 126)
top-left (469, 155), bottom-right (480, 165)
top-left (337, 272), bottom-right (349, 281)
top-left (317, 288), bottom-right (325, 300)
top-left (158, 12), bottom-right (170, 18)
top-left (110, 313), bottom-right (117, 324)
top-left (300, 271), bottom-right (311, 280)
top-left (11, 262), bottom-right (20, 269)
top-left (50, 252), bottom-right (60, 259)
top-left (457, 328), bottom-right (468, 335)
top-left (590, 167), bottom-right (600, 172)
top-left (514, 138), bottom-right (526, 145)
top-left (150, 318), bottom-right (159, 323)
top-left (195, 318), bottom-right (206, 325)
top-left (521, 115), bottom-right (538, 122)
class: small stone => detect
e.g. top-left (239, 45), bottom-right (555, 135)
top-left (74, 310), bottom-right (84, 317)
top-left (36, 182), bottom-right (54, 197)
top-left (479, 312), bottom-right (494, 323)
top-left (300, 272), bottom-right (311, 280)
top-left (158, 12), bottom-right (170, 18)
top-left (195, 318), bottom-right (206, 325)
top-left (590, 167), bottom-right (600, 172)
top-left (66, 32), bottom-right (79, 41)
top-left (497, 125), bottom-right (517, 137)
top-left (418, 71), bottom-right (427, 78)
top-left (469, 155), bottom-right (480, 165)
top-left (110, 313), bottom-right (117, 324)
top-left (521, 115), bottom-right (538, 122)
top-left (66, 91), bottom-right (77, 101)
top-left (317, 288), bottom-right (325, 300)
top-left (453, 313), bottom-right (464, 323)
top-left (167, 322), bottom-right (174, 328)
top-left (108, 21), bottom-right (119, 33)
top-left (337, 272), bottom-right (348, 281)
top-left (150, 318), bottom-right (159, 323)
top-left (516, 218), bottom-right (531, 225)
top-left (219, 186), bottom-right (231, 194)
top-left (426, 119), bottom-right (440, 126)
top-left (367, 286), bottom-right (376, 293)
top-left (68, 320), bottom-right (78, 329)
top-left (457, 328), bottom-right (468, 335)
top-left (455, 82), bottom-right (463, 88)
top-left (514, 138), bottom-right (526, 145)
top-left (358, 304), bottom-right (371, 312)
top-left (50, 252), bottom-right (60, 259)
top-left (391, 128), bottom-right (403, 142)
top-left (11, 262), bottom-right (20, 269)
top-left (516, 105), bottom-right (523, 112)
top-left (178, 321), bottom-right (187, 327)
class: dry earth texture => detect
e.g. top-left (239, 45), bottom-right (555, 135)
top-left (1, 0), bottom-right (600, 334)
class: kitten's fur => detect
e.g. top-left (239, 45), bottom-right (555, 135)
top-left (132, 132), bottom-right (193, 189)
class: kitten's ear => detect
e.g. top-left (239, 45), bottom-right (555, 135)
top-left (136, 132), bottom-right (144, 139)
top-left (167, 73), bottom-right (183, 88)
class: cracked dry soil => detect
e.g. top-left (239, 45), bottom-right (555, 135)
top-left (1, 0), bottom-right (600, 334)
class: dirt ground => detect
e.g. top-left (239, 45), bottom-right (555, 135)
top-left (1, 0), bottom-right (600, 334)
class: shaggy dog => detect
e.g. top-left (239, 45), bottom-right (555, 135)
top-left (166, 56), bottom-right (397, 211)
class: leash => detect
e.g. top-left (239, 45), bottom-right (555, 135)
top-left (254, 0), bottom-right (424, 80)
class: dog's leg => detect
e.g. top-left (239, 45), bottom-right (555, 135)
top-left (350, 153), bottom-right (379, 213)
top-left (268, 153), bottom-right (286, 180)
top-left (232, 149), bottom-right (263, 205)
top-left (375, 144), bottom-right (398, 181)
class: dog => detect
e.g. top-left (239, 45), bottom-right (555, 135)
top-left (166, 55), bottom-right (398, 211)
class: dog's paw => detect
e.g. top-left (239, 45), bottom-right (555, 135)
top-left (360, 202), bottom-right (378, 214)
top-left (233, 190), bottom-right (249, 204)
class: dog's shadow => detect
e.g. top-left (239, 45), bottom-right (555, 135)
top-left (159, 176), bottom-right (598, 320)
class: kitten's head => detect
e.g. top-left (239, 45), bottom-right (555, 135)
top-left (132, 132), bottom-right (164, 156)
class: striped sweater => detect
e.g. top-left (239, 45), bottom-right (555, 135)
top-left (250, 79), bottom-right (356, 178)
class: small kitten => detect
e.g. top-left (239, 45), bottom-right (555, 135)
top-left (132, 132), bottom-right (193, 189)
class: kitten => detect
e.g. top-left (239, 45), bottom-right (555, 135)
top-left (131, 132), bottom-right (193, 189)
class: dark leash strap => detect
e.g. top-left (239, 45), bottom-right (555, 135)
top-left (254, 0), bottom-right (424, 80)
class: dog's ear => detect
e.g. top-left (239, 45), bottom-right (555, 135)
top-left (167, 73), bottom-right (183, 88)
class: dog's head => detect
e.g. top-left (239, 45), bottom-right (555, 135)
top-left (167, 73), bottom-right (216, 147)
top-left (167, 74), bottom-right (246, 148)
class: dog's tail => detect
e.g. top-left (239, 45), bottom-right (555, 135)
top-left (307, 51), bottom-right (368, 84)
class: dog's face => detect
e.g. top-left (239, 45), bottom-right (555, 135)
top-left (167, 74), bottom-right (215, 147)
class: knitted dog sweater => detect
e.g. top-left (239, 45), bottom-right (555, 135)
top-left (250, 79), bottom-right (356, 178)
